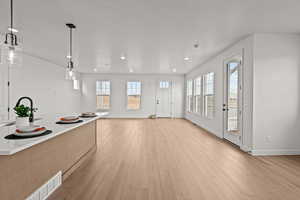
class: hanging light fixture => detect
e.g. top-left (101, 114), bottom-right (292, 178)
top-left (65, 23), bottom-right (76, 80)
top-left (2, 0), bottom-right (22, 65)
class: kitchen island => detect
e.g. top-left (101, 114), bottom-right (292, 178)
top-left (0, 112), bottom-right (107, 200)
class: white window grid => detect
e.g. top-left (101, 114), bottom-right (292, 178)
top-left (127, 81), bottom-right (141, 95)
top-left (96, 81), bottom-right (110, 95)
top-left (159, 81), bottom-right (170, 89)
top-left (204, 72), bottom-right (215, 118)
top-left (193, 77), bottom-right (202, 113)
top-left (186, 80), bottom-right (193, 112)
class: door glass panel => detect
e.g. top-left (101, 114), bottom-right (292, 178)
top-left (160, 81), bottom-right (169, 89)
top-left (227, 62), bottom-right (239, 133)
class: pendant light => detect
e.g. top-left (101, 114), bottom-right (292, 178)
top-left (2, 0), bottom-right (22, 65)
top-left (65, 23), bottom-right (76, 80)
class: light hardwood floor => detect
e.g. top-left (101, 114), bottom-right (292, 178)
top-left (49, 119), bottom-right (300, 200)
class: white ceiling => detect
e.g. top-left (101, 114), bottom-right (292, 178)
top-left (1, 0), bottom-right (300, 74)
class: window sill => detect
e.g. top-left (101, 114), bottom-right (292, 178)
top-left (126, 109), bottom-right (141, 111)
top-left (97, 109), bottom-right (110, 111)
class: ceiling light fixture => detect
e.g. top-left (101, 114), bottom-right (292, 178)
top-left (65, 23), bottom-right (76, 80)
top-left (172, 68), bottom-right (177, 73)
top-left (194, 42), bottom-right (199, 48)
top-left (184, 57), bottom-right (190, 61)
top-left (129, 68), bottom-right (133, 73)
top-left (2, 0), bottom-right (22, 65)
top-left (120, 55), bottom-right (126, 60)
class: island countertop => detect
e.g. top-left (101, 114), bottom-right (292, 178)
top-left (0, 112), bottom-right (108, 155)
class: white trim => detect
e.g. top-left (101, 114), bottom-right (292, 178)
top-left (126, 80), bottom-right (142, 111)
top-left (251, 149), bottom-right (300, 156)
top-left (240, 145), bottom-right (251, 153)
top-left (203, 72), bottom-right (215, 119)
top-left (184, 115), bottom-right (223, 139)
top-left (96, 80), bottom-right (111, 110)
top-left (155, 80), bottom-right (173, 118)
top-left (107, 113), bottom-right (183, 118)
top-left (26, 171), bottom-right (62, 200)
top-left (223, 53), bottom-right (243, 147)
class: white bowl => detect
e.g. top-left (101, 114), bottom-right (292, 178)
top-left (60, 116), bottom-right (79, 121)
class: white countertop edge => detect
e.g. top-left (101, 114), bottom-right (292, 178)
top-left (0, 113), bottom-right (108, 155)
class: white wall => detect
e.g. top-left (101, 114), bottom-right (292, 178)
top-left (81, 74), bottom-right (184, 118)
top-left (185, 36), bottom-right (254, 151)
top-left (252, 33), bottom-right (300, 155)
top-left (185, 33), bottom-right (300, 155)
top-left (0, 53), bottom-right (82, 123)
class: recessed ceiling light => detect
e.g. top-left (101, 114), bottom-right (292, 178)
top-left (93, 68), bottom-right (98, 72)
top-left (184, 57), bottom-right (190, 61)
top-left (172, 68), bottom-right (177, 73)
top-left (120, 55), bottom-right (126, 60)
top-left (129, 68), bottom-right (133, 73)
top-left (8, 27), bottom-right (18, 33)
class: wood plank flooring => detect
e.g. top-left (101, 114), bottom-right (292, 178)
top-left (48, 119), bottom-right (300, 200)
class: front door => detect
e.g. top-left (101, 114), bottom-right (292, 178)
top-left (223, 56), bottom-right (243, 146)
top-left (156, 81), bottom-right (172, 118)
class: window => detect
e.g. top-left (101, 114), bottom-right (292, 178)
top-left (73, 79), bottom-right (80, 90)
top-left (96, 81), bottom-right (111, 110)
top-left (203, 72), bottom-right (215, 118)
top-left (186, 80), bottom-right (193, 112)
top-left (127, 81), bottom-right (141, 110)
top-left (159, 81), bottom-right (170, 89)
top-left (193, 77), bottom-right (202, 114)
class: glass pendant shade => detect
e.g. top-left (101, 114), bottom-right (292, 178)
top-left (1, 0), bottom-right (22, 66)
top-left (71, 71), bottom-right (79, 80)
top-left (65, 23), bottom-right (76, 80)
top-left (1, 41), bottom-right (22, 66)
top-left (65, 60), bottom-right (77, 80)
top-left (65, 67), bottom-right (74, 80)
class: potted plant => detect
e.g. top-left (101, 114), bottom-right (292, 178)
top-left (14, 104), bottom-right (36, 127)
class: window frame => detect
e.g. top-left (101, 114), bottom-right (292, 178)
top-left (186, 79), bottom-right (193, 112)
top-left (126, 80), bottom-right (142, 110)
top-left (96, 80), bottom-right (111, 110)
top-left (203, 72), bottom-right (215, 119)
top-left (159, 81), bottom-right (170, 89)
top-left (193, 76), bottom-right (203, 115)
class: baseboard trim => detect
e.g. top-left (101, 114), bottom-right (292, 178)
top-left (105, 114), bottom-right (184, 119)
top-left (104, 116), bottom-right (184, 119)
top-left (183, 116), bottom-right (223, 139)
top-left (251, 149), bottom-right (300, 156)
top-left (184, 116), bottom-right (253, 154)
top-left (240, 145), bottom-right (251, 153)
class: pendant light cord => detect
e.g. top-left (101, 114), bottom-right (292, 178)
top-left (10, 0), bottom-right (14, 45)
top-left (70, 27), bottom-right (72, 62)
top-left (10, 0), bottom-right (13, 34)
